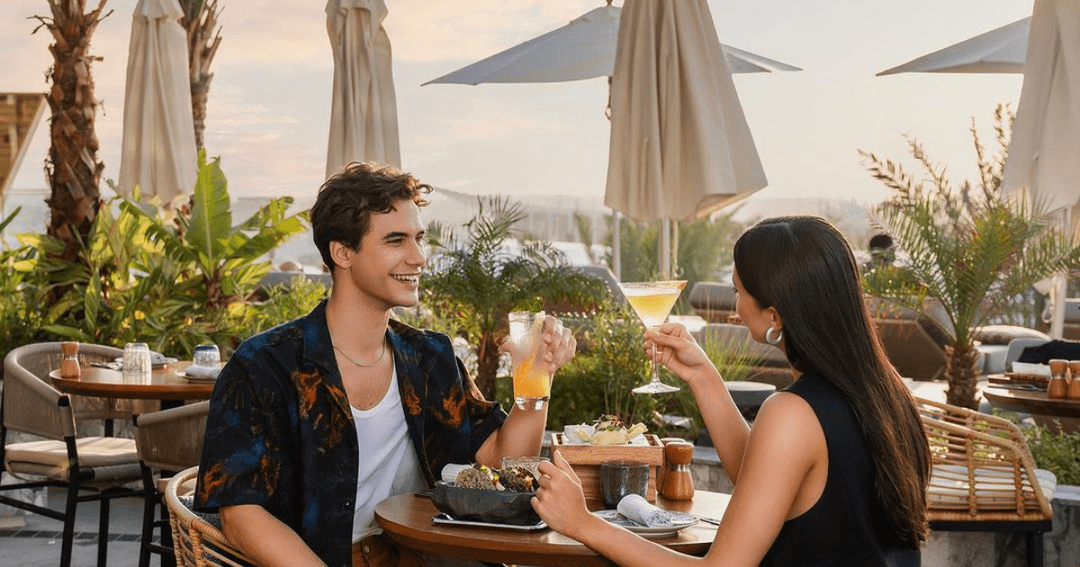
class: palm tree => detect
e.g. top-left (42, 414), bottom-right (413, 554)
top-left (861, 105), bottom-right (1080, 409)
top-left (32, 0), bottom-right (111, 262)
top-left (179, 0), bottom-right (222, 150)
top-left (423, 196), bottom-right (605, 400)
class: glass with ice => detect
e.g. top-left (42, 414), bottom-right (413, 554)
top-left (508, 311), bottom-right (551, 410)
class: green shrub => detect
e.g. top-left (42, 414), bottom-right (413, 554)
top-left (242, 277), bottom-right (329, 337)
top-left (1022, 423), bottom-right (1080, 486)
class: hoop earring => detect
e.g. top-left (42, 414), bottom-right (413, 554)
top-left (765, 327), bottom-right (783, 346)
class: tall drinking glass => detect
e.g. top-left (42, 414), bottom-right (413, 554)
top-left (618, 281), bottom-right (687, 394)
top-left (508, 311), bottom-right (552, 410)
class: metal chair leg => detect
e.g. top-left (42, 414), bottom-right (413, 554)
top-left (97, 495), bottom-right (110, 567)
top-left (60, 485), bottom-right (78, 567)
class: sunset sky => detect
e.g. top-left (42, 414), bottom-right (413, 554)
top-left (2, 0), bottom-right (1031, 212)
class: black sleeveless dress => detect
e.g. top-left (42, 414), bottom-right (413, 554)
top-left (757, 372), bottom-right (914, 567)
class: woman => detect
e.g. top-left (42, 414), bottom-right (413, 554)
top-left (532, 216), bottom-right (930, 567)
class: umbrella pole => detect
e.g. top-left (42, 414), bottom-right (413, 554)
top-left (612, 211), bottom-right (622, 281)
top-left (659, 217), bottom-right (672, 279)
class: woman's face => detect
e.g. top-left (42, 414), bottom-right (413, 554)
top-left (733, 268), bottom-right (777, 345)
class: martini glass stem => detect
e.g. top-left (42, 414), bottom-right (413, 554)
top-left (650, 342), bottom-right (661, 385)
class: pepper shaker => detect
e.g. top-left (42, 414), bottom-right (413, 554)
top-left (661, 440), bottom-right (695, 500)
top-left (1048, 359), bottom-right (1068, 399)
top-left (1068, 360), bottom-right (1080, 400)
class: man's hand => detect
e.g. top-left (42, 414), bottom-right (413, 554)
top-left (500, 314), bottom-right (577, 376)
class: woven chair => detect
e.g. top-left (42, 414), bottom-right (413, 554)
top-left (916, 397), bottom-right (1055, 567)
top-left (0, 346), bottom-right (145, 567)
top-left (165, 466), bottom-right (260, 567)
top-left (134, 401), bottom-right (210, 567)
top-left (4, 342), bottom-right (157, 435)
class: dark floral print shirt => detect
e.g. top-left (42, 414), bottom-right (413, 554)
top-left (195, 300), bottom-right (508, 567)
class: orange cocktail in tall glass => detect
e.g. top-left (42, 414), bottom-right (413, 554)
top-left (509, 311), bottom-right (551, 410)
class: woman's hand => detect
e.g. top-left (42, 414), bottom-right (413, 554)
top-left (531, 451), bottom-right (590, 540)
top-left (645, 323), bottom-right (721, 389)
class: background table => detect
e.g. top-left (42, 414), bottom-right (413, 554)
top-left (375, 490), bottom-right (728, 567)
top-left (983, 386), bottom-right (1080, 432)
top-left (50, 361), bottom-right (214, 403)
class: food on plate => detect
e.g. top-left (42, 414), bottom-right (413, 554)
top-left (590, 414), bottom-right (648, 445)
top-left (453, 464), bottom-right (538, 492)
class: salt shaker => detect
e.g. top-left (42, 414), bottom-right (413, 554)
top-left (661, 440), bottom-right (695, 501)
top-left (658, 437), bottom-right (685, 494)
top-left (1048, 359), bottom-right (1068, 399)
top-left (60, 341), bottom-right (81, 379)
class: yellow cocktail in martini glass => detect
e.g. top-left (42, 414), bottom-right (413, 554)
top-left (619, 281), bottom-right (687, 394)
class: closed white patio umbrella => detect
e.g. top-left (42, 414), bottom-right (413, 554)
top-left (118, 0), bottom-right (197, 204)
top-left (877, 0), bottom-right (1080, 338)
top-left (604, 0), bottom-right (768, 276)
top-left (325, 0), bottom-right (400, 177)
top-left (1003, 0), bottom-right (1080, 339)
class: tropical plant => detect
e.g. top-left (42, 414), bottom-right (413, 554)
top-left (124, 151), bottom-right (309, 352)
top-left (179, 0), bottom-right (222, 150)
top-left (29, 152), bottom-right (309, 356)
top-left (32, 0), bottom-right (111, 262)
top-left (860, 105), bottom-right (1080, 409)
top-left (0, 208), bottom-right (48, 361)
top-left (423, 195), bottom-right (606, 399)
top-left (608, 212), bottom-right (743, 314)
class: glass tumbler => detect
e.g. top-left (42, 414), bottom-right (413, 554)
top-left (193, 344), bottom-right (221, 368)
top-left (123, 342), bottom-right (152, 382)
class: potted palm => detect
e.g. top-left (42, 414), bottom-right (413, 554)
top-left (861, 106), bottom-right (1080, 409)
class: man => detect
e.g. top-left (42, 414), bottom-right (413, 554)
top-left (196, 162), bottom-right (576, 567)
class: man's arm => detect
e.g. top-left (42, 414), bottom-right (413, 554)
top-left (475, 314), bottom-right (576, 466)
top-left (220, 505), bottom-right (326, 567)
top-left (474, 404), bottom-right (548, 467)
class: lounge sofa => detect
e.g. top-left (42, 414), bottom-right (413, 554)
top-left (688, 282), bottom-right (1049, 383)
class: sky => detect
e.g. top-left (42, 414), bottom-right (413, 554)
top-left (1, 0), bottom-right (1032, 213)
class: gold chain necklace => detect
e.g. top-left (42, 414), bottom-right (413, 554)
top-left (333, 339), bottom-right (387, 368)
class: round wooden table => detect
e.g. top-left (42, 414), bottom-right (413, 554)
top-left (49, 361), bottom-right (214, 402)
top-left (983, 386), bottom-right (1080, 433)
top-left (375, 490), bottom-right (728, 567)
top-left (983, 386), bottom-right (1080, 419)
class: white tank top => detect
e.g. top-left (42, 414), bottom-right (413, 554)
top-left (350, 360), bottom-right (426, 542)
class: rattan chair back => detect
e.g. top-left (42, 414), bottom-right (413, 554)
top-left (916, 397), bottom-right (1053, 522)
top-left (166, 466), bottom-right (260, 567)
top-left (5, 342), bottom-right (149, 426)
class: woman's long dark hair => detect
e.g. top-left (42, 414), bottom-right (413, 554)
top-left (733, 216), bottom-right (930, 545)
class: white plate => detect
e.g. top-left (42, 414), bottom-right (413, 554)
top-left (592, 510), bottom-right (698, 538)
top-left (176, 371), bottom-right (218, 383)
top-left (114, 356), bottom-right (177, 369)
top-left (431, 514), bottom-right (547, 531)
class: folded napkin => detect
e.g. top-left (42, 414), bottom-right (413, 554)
top-left (616, 494), bottom-right (693, 527)
top-left (185, 365), bottom-right (221, 379)
top-left (441, 463), bottom-right (472, 484)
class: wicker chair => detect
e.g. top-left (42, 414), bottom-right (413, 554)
top-left (916, 397), bottom-right (1055, 567)
top-left (0, 345), bottom-right (145, 567)
top-left (4, 342), bottom-right (157, 435)
top-left (134, 401), bottom-right (210, 567)
top-left (165, 466), bottom-right (260, 567)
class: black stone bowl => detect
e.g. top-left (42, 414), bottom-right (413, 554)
top-left (431, 482), bottom-right (540, 526)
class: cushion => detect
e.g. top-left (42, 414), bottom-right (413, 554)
top-left (4, 437), bottom-right (140, 481)
top-left (927, 464), bottom-right (1056, 507)
top-left (179, 495), bottom-right (223, 529)
top-left (973, 325), bottom-right (1051, 346)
